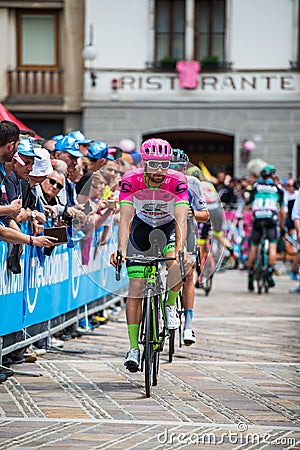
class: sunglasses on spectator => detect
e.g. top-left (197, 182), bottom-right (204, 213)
top-left (286, 183), bottom-right (294, 187)
top-left (146, 160), bottom-right (170, 170)
top-left (169, 162), bottom-right (188, 170)
top-left (48, 177), bottom-right (64, 190)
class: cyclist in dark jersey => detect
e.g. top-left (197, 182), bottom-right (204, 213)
top-left (247, 165), bottom-right (285, 291)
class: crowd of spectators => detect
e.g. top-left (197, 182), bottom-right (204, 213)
top-left (0, 120), bottom-right (142, 379)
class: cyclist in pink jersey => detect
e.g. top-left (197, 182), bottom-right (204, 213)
top-left (110, 138), bottom-right (190, 372)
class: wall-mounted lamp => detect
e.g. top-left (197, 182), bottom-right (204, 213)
top-left (241, 140), bottom-right (256, 164)
top-left (82, 25), bottom-right (97, 87)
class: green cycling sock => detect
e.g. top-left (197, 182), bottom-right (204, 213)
top-left (165, 289), bottom-right (180, 307)
top-left (128, 324), bottom-right (140, 349)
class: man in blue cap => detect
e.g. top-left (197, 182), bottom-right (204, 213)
top-left (5, 139), bottom-right (42, 204)
top-left (68, 130), bottom-right (94, 157)
top-left (53, 136), bottom-right (83, 206)
top-left (4, 138), bottom-right (46, 273)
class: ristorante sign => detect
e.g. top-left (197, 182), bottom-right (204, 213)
top-left (117, 74), bottom-right (296, 92)
top-left (91, 71), bottom-right (300, 100)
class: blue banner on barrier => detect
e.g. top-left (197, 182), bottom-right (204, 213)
top-left (0, 242), bottom-right (24, 335)
top-left (0, 225), bottom-right (128, 336)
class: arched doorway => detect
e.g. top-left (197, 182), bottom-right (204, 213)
top-left (142, 130), bottom-right (234, 175)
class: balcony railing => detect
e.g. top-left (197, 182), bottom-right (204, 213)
top-left (7, 69), bottom-right (63, 99)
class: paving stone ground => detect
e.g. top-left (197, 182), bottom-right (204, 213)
top-left (0, 270), bottom-right (299, 449)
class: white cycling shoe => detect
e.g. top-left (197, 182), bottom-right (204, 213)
top-left (165, 305), bottom-right (180, 330)
top-left (183, 329), bottom-right (196, 346)
top-left (124, 348), bottom-right (140, 372)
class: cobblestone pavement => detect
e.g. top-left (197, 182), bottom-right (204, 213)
top-left (0, 270), bottom-right (299, 449)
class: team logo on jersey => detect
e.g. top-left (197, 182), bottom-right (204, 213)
top-left (175, 181), bottom-right (187, 194)
top-left (120, 180), bottom-right (132, 193)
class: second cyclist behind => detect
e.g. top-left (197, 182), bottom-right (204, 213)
top-left (169, 149), bottom-right (209, 345)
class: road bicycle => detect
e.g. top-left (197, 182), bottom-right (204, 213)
top-left (116, 249), bottom-right (185, 397)
top-left (253, 221), bottom-right (269, 294)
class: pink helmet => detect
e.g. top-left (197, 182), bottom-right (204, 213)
top-left (140, 138), bottom-right (173, 161)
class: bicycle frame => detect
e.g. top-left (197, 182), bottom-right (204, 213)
top-left (116, 250), bottom-right (185, 397)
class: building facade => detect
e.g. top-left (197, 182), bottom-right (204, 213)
top-left (0, 0), bottom-right (299, 178)
top-left (82, 0), bottom-right (300, 178)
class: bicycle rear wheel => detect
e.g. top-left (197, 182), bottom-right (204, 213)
top-left (255, 246), bottom-right (264, 294)
top-left (144, 290), bottom-right (154, 398)
top-left (203, 276), bottom-right (213, 295)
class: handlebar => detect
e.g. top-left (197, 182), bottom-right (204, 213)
top-left (115, 249), bottom-right (187, 282)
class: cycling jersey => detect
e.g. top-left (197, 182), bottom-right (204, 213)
top-left (250, 180), bottom-right (284, 221)
top-left (186, 175), bottom-right (208, 212)
top-left (119, 168), bottom-right (189, 227)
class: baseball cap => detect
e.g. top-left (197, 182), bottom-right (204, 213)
top-left (68, 130), bottom-right (94, 145)
top-left (87, 141), bottom-right (109, 160)
top-left (30, 148), bottom-right (53, 176)
top-left (55, 136), bottom-right (83, 157)
top-left (107, 148), bottom-right (116, 160)
top-left (13, 152), bottom-right (25, 166)
top-left (121, 151), bottom-right (142, 165)
top-left (51, 134), bottom-right (64, 141)
top-left (18, 139), bottom-right (42, 159)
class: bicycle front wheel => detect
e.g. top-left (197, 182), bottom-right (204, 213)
top-left (153, 350), bottom-right (160, 386)
top-left (144, 289), bottom-right (154, 398)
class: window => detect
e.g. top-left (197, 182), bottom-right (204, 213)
top-left (155, 0), bottom-right (185, 62)
top-left (17, 11), bottom-right (59, 68)
top-left (194, 0), bottom-right (225, 62)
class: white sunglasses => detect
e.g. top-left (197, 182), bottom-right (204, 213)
top-left (146, 160), bottom-right (170, 170)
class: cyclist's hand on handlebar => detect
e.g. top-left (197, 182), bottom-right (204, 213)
top-left (110, 250), bottom-right (126, 268)
top-left (176, 250), bottom-right (191, 264)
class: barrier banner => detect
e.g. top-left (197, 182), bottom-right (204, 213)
top-left (0, 242), bottom-right (24, 335)
top-left (0, 225), bottom-right (128, 336)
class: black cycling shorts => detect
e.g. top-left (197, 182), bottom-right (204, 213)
top-left (250, 219), bottom-right (278, 245)
top-left (126, 216), bottom-right (176, 278)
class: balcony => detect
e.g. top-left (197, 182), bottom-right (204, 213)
top-left (6, 69), bottom-right (63, 103)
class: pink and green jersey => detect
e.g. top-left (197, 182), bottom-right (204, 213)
top-left (119, 168), bottom-right (189, 227)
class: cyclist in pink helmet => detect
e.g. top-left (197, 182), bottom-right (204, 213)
top-left (111, 138), bottom-right (190, 372)
top-left (140, 138), bottom-right (173, 161)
